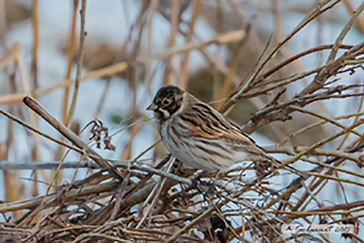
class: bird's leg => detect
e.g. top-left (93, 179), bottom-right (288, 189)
top-left (191, 173), bottom-right (202, 189)
top-left (214, 171), bottom-right (220, 183)
top-left (191, 171), bottom-right (217, 200)
top-left (191, 174), bottom-right (209, 201)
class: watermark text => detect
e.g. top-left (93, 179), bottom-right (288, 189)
top-left (281, 224), bottom-right (354, 234)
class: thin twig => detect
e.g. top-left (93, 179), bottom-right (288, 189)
top-left (66, 0), bottom-right (87, 126)
top-left (23, 96), bottom-right (124, 181)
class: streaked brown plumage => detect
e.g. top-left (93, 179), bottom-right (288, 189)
top-left (147, 85), bottom-right (305, 177)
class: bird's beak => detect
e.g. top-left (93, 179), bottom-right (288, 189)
top-left (146, 103), bottom-right (158, 111)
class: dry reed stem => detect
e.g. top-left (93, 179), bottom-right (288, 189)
top-left (0, 182), bottom-right (119, 214)
top-left (220, 24), bottom-right (251, 98)
top-left (31, 0), bottom-right (39, 91)
top-left (279, 111), bottom-right (364, 146)
top-left (23, 96), bottom-right (124, 181)
top-left (145, 0), bottom-right (159, 87)
top-left (0, 30), bottom-right (244, 105)
top-left (0, 108), bottom-right (83, 153)
top-left (16, 44), bottom-right (42, 201)
top-left (220, 0), bottom-right (341, 114)
top-left (1, 1), bottom-right (364, 242)
top-left (179, 0), bottom-right (201, 89)
top-left (66, 0), bottom-right (87, 126)
top-left (54, 0), bottom-right (80, 184)
top-left (295, 136), bottom-right (364, 212)
top-left (300, 1), bottom-right (364, 96)
top-left (62, 0), bottom-right (80, 124)
top-left (164, 0), bottom-right (180, 85)
top-left (343, 0), bottom-right (364, 35)
top-left (278, 119), bottom-right (364, 169)
top-left (0, 43), bottom-right (21, 68)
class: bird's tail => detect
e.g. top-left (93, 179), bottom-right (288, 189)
top-left (249, 143), bottom-right (308, 179)
top-left (259, 151), bottom-right (308, 179)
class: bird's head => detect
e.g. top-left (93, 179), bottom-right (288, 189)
top-left (147, 85), bottom-right (185, 120)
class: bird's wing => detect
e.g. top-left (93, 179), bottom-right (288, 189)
top-left (179, 99), bottom-right (269, 159)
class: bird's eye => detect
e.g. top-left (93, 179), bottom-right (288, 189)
top-left (163, 99), bottom-right (171, 105)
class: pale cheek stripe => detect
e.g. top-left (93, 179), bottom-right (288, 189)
top-left (160, 108), bottom-right (170, 118)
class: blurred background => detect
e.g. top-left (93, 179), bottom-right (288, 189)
top-left (0, 0), bottom-right (364, 241)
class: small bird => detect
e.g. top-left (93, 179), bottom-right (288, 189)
top-left (147, 85), bottom-right (305, 177)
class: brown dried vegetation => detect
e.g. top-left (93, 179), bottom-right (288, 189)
top-left (1, 0), bottom-right (364, 242)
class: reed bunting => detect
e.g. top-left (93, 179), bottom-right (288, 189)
top-left (147, 85), bottom-right (305, 177)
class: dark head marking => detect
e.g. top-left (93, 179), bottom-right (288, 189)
top-left (147, 85), bottom-right (184, 120)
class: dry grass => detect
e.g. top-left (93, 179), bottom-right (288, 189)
top-left (0, 0), bottom-right (364, 242)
